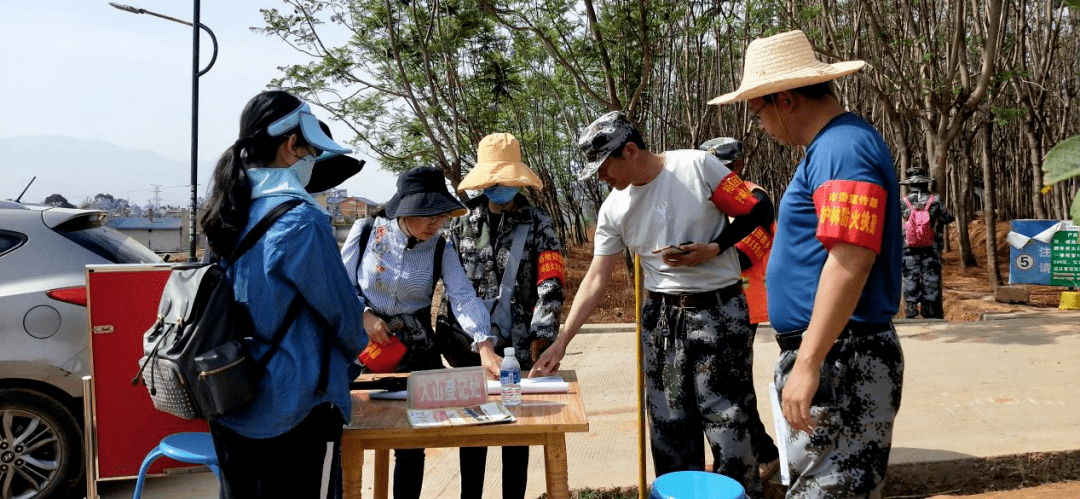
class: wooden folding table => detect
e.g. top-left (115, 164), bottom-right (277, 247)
top-left (342, 370), bottom-right (589, 499)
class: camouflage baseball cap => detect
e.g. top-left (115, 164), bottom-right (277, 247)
top-left (577, 111), bottom-right (637, 180)
top-left (901, 167), bottom-right (932, 185)
top-left (698, 137), bottom-right (743, 163)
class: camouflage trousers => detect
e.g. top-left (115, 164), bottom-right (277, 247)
top-left (775, 327), bottom-right (904, 499)
top-left (641, 291), bottom-right (763, 499)
top-left (903, 248), bottom-right (943, 318)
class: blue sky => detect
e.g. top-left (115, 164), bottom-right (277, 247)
top-left (1, 1), bottom-right (398, 206)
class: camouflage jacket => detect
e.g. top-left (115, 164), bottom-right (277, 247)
top-left (438, 194), bottom-right (565, 368)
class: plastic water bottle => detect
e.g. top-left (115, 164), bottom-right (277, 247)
top-left (500, 347), bottom-right (521, 406)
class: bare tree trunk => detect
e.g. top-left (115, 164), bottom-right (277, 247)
top-left (951, 149), bottom-right (977, 269)
top-left (979, 120), bottom-right (1002, 288)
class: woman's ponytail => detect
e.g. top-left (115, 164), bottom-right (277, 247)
top-left (197, 90), bottom-right (302, 258)
top-left (199, 144), bottom-right (251, 257)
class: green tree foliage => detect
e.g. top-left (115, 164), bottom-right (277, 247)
top-left (43, 194), bottom-right (75, 208)
top-left (259, 0), bottom-right (517, 182)
top-left (1042, 135), bottom-right (1080, 223)
top-left (257, 0), bottom-right (1080, 256)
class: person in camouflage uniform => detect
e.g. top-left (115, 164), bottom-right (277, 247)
top-left (532, 112), bottom-right (773, 498)
top-left (700, 137), bottom-right (781, 480)
top-left (437, 133), bottom-right (565, 499)
top-left (713, 30), bottom-right (904, 499)
top-left (900, 168), bottom-right (953, 319)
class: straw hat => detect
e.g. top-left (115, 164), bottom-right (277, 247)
top-left (709, 30), bottom-right (865, 105)
top-left (457, 133), bottom-right (543, 192)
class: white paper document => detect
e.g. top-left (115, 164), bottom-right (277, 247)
top-left (370, 376), bottom-right (567, 400)
top-left (485, 376), bottom-right (568, 395)
top-left (406, 401), bottom-right (515, 428)
top-left (769, 382), bottom-right (791, 486)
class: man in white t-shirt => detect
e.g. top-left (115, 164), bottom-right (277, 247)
top-left (531, 111), bottom-right (773, 498)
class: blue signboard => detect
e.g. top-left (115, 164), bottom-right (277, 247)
top-left (1008, 220), bottom-right (1080, 285)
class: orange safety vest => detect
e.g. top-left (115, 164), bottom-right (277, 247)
top-left (735, 182), bottom-right (774, 325)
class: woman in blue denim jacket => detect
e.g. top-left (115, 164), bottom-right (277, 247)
top-left (199, 90), bottom-right (368, 499)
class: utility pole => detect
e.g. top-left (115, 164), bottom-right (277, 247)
top-left (110, 1), bottom-right (217, 261)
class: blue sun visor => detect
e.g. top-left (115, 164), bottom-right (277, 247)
top-left (266, 103), bottom-right (352, 161)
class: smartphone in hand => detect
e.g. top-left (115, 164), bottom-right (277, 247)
top-left (652, 244), bottom-right (690, 255)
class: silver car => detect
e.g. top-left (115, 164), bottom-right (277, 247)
top-left (0, 200), bottom-right (162, 499)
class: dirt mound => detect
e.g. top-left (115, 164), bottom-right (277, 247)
top-left (939, 220), bottom-right (1066, 322)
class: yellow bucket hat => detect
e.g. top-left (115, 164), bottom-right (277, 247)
top-left (457, 133), bottom-right (543, 192)
top-left (710, 30), bottom-right (865, 105)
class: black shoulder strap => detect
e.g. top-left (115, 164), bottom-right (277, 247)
top-left (432, 236), bottom-right (445, 296)
top-left (228, 199), bottom-right (304, 264)
top-left (250, 292), bottom-right (334, 395)
top-left (354, 218), bottom-right (375, 294)
top-left (255, 296), bottom-right (306, 375)
top-left (235, 199), bottom-right (331, 395)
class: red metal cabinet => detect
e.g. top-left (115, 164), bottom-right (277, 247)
top-left (86, 264), bottom-right (208, 480)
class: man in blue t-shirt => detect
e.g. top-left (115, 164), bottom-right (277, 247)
top-left (711, 30), bottom-right (904, 498)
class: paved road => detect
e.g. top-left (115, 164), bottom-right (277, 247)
top-left (95, 311), bottom-right (1080, 498)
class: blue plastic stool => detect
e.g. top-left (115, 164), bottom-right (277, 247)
top-left (649, 470), bottom-right (747, 499)
top-left (132, 432), bottom-right (221, 499)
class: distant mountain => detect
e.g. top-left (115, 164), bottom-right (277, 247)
top-left (1, 135), bottom-right (397, 207)
top-left (1, 135), bottom-right (208, 207)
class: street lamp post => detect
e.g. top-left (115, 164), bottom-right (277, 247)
top-left (110, 1), bottom-right (217, 261)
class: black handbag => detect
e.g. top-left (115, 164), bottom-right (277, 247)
top-left (436, 311), bottom-right (504, 368)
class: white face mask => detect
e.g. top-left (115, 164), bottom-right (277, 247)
top-left (288, 154), bottom-right (316, 187)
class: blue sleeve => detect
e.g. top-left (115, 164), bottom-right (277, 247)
top-left (270, 206), bottom-right (368, 355)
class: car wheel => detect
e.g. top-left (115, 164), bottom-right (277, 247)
top-left (0, 388), bottom-right (84, 499)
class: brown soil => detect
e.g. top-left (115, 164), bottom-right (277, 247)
top-left (563, 220), bottom-right (1071, 325)
top-left (936, 220), bottom-right (1066, 322)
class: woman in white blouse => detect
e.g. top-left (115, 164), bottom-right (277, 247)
top-left (340, 166), bottom-right (501, 499)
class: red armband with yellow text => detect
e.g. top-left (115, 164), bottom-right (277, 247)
top-left (735, 225), bottom-right (774, 269)
top-left (813, 180), bottom-right (887, 254)
top-left (537, 250), bottom-right (565, 285)
top-left (710, 172), bottom-right (758, 216)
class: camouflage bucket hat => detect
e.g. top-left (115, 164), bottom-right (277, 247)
top-left (577, 111), bottom-right (637, 181)
top-left (699, 137), bottom-right (743, 164)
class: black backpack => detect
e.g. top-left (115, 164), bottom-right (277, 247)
top-left (134, 199), bottom-right (330, 420)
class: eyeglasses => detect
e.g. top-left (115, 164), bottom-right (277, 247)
top-left (417, 214), bottom-right (450, 225)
